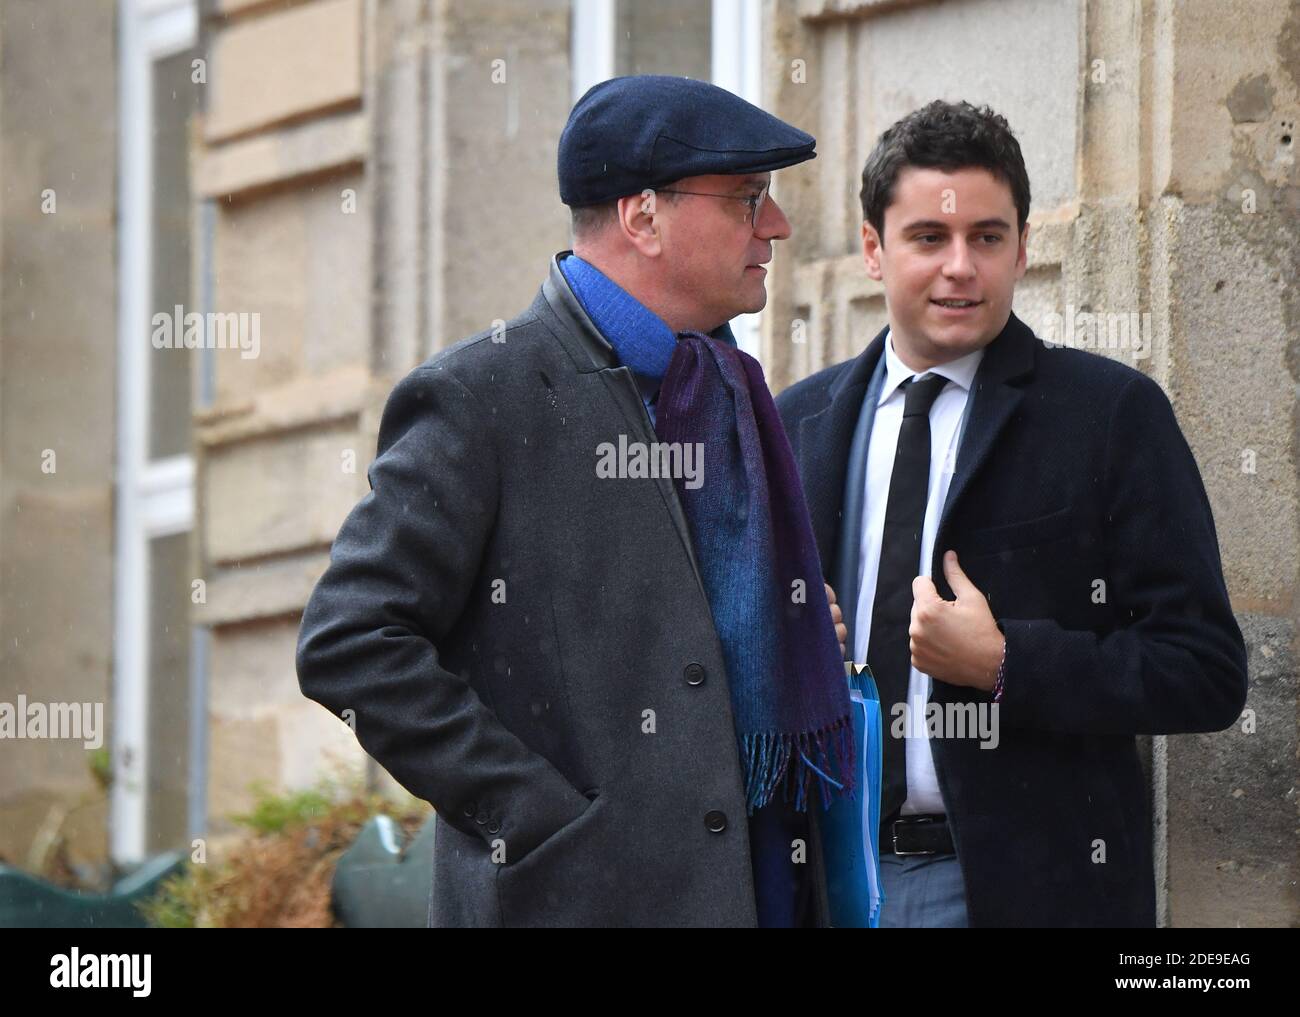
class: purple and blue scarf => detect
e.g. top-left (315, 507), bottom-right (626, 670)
top-left (562, 254), bottom-right (854, 813)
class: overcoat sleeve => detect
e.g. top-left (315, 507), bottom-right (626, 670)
top-left (295, 364), bottom-right (591, 861)
top-left (996, 372), bottom-right (1248, 735)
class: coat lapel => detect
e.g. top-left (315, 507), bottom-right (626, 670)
top-left (932, 313), bottom-right (1037, 593)
top-left (797, 328), bottom-right (888, 565)
top-left (596, 365), bottom-right (707, 598)
top-left (539, 256), bottom-right (711, 600)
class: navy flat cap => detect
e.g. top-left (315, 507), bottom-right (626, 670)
top-left (559, 75), bottom-right (817, 206)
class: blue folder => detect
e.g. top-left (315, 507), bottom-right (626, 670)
top-left (817, 663), bottom-right (884, 927)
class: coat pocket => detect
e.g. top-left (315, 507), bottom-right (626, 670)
top-left (494, 791), bottom-right (606, 927)
top-left (962, 505), bottom-right (1076, 556)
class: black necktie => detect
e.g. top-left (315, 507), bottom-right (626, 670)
top-left (867, 373), bottom-right (949, 829)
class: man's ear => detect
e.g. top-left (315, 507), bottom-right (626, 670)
top-left (862, 220), bottom-right (884, 281)
top-left (618, 189), bottom-right (663, 258)
top-left (1014, 221), bottom-right (1030, 281)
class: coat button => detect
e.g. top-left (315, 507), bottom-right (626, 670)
top-left (462, 802), bottom-right (476, 818)
top-left (487, 820), bottom-right (501, 834)
top-left (704, 810), bottom-right (727, 833)
top-left (684, 662), bottom-right (706, 686)
top-left (475, 810), bottom-right (489, 826)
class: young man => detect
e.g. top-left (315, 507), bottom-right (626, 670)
top-left (296, 75), bottom-right (852, 928)
top-left (776, 100), bottom-right (1247, 927)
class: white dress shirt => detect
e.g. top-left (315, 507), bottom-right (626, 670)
top-left (853, 330), bottom-right (985, 816)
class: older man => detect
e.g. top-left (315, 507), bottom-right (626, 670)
top-left (296, 75), bottom-right (853, 928)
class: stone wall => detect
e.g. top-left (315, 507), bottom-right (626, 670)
top-left (0, 0), bottom-right (119, 871)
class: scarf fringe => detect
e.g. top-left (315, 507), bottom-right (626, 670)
top-left (742, 716), bottom-right (856, 815)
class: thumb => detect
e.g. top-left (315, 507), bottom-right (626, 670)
top-left (912, 574), bottom-right (940, 604)
top-left (943, 550), bottom-right (978, 598)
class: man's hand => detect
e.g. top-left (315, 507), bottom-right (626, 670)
top-left (826, 582), bottom-right (848, 659)
top-left (909, 551), bottom-right (1004, 691)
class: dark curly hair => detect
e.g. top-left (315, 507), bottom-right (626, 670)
top-left (859, 100), bottom-right (1030, 243)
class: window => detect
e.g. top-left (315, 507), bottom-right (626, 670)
top-left (114, 0), bottom-right (202, 864)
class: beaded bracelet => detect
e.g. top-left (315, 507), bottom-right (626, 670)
top-left (991, 629), bottom-right (1007, 703)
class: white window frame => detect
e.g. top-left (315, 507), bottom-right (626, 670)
top-left (710, 0), bottom-right (764, 359)
top-left (571, 0), bottom-right (766, 358)
top-left (113, 0), bottom-right (199, 865)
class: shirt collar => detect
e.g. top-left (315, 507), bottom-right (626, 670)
top-left (877, 327), bottom-right (986, 407)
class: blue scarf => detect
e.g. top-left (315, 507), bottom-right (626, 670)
top-left (561, 254), bottom-right (855, 924)
top-left (561, 253), bottom-right (854, 803)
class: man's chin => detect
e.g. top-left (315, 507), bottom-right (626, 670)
top-left (706, 283), bottom-right (767, 329)
top-left (924, 311), bottom-right (1005, 349)
top-left (742, 284), bottom-right (769, 315)
top-left (898, 320), bottom-right (998, 365)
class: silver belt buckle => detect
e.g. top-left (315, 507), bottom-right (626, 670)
top-left (891, 816), bottom-right (939, 856)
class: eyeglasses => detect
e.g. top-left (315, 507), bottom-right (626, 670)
top-left (655, 181), bottom-right (771, 226)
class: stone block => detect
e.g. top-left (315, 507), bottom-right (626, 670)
top-left (206, 0), bottom-right (363, 142)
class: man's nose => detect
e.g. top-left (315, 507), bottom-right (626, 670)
top-left (756, 193), bottom-right (792, 241)
top-left (942, 237), bottom-right (977, 280)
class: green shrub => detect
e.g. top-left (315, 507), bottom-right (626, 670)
top-left (137, 774), bottom-right (430, 929)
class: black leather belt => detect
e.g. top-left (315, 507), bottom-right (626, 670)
top-left (881, 813), bottom-right (955, 856)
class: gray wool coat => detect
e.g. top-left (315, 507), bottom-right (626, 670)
top-left (296, 253), bottom-right (833, 927)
